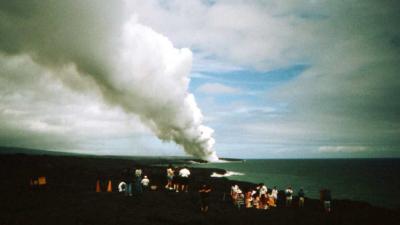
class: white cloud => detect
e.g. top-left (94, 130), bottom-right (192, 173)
top-left (233, 106), bottom-right (276, 115)
top-left (318, 146), bottom-right (368, 153)
top-left (126, 0), bottom-right (307, 70)
top-left (197, 83), bottom-right (241, 94)
top-left (191, 52), bottom-right (244, 73)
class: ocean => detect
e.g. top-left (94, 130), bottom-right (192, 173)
top-left (192, 159), bottom-right (400, 209)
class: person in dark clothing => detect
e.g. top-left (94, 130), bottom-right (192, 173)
top-left (320, 189), bottom-right (332, 212)
top-left (122, 168), bottom-right (132, 196)
top-left (199, 184), bottom-right (212, 213)
top-left (298, 188), bottom-right (305, 208)
top-left (134, 168), bottom-right (143, 195)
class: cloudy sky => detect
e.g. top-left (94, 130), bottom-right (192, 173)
top-left (0, 0), bottom-right (399, 159)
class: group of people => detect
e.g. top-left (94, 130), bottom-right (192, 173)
top-left (165, 165), bottom-right (191, 193)
top-left (283, 186), bottom-right (306, 208)
top-left (230, 184), bottom-right (306, 210)
top-left (119, 168), bottom-right (151, 196)
top-left (118, 165), bottom-right (192, 196)
top-left (231, 184), bottom-right (277, 210)
top-left (116, 165), bottom-right (332, 213)
top-left (118, 165), bottom-right (214, 213)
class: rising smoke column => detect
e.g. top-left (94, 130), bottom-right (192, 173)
top-left (0, 1), bottom-right (218, 161)
top-left (111, 18), bottom-right (218, 161)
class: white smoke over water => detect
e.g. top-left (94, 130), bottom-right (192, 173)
top-left (211, 171), bottom-right (245, 178)
top-left (0, 1), bottom-right (218, 161)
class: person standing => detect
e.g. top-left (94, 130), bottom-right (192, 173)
top-left (260, 194), bottom-right (269, 210)
top-left (141, 175), bottom-right (150, 191)
top-left (231, 185), bottom-right (239, 205)
top-left (298, 188), bottom-right (305, 208)
top-left (271, 186), bottom-right (278, 201)
top-left (321, 189), bottom-right (332, 212)
top-left (178, 167), bottom-right (191, 192)
top-left (166, 165), bottom-right (174, 190)
top-left (259, 183), bottom-right (268, 197)
top-left (245, 190), bottom-right (253, 208)
top-left (134, 168), bottom-right (143, 195)
top-left (267, 192), bottom-right (276, 207)
top-left (199, 184), bottom-right (212, 213)
top-left (173, 167), bottom-right (180, 192)
top-left (252, 194), bottom-right (260, 209)
top-left (123, 168), bottom-right (132, 196)
top-left (285, 186), bottom-right (293, 207)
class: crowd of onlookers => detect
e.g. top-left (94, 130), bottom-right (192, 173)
top-left (117, 165), bottom-right (192, 196)
top-left (230, 184), bottom-right (332, 212)
top-left (116, 166), bottom-right (332, 213)
top-left (230, 184), bottom-right (303, 210)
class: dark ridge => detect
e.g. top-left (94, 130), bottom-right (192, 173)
top-left (0, 146), bottom-right (88, 156)
top-left (0, 146), bottom-right (219, 164)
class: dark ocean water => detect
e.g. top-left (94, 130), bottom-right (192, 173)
top-left (193, 159), bottom-right (400, 209)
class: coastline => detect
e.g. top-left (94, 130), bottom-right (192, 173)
top-left (0, 153), bottom-right (398, 225)
top-left (193, 158), bottom-right (400, 209)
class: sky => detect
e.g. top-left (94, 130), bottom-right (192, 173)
top-left (0, 0), bottom-right (399, 159)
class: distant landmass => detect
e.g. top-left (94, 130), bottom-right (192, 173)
top-left (0, 146), bottom-right (243, 163)
top-left (0, 146), bottom-right (83, 156)
top-left (0, 146), bottom-right (242, 165)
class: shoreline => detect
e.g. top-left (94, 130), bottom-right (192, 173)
top-left (192, 158), bottom-right (400, 210)
top-left (1, 153), bottom-right (399, 225)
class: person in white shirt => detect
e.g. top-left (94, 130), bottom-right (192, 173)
top-left (231, 185), bottom-right (239, 196)
top-left (271, 186), bottom-right (278, 200)
top-left (178, 167), bottom-right (191, 192)
top-left (285, 186), bottom-right (293, 207)
top-left (259, 184), bottom-right (268, 197)
top-left (141, 175), bottom-right (150, 191)
top-left (230, 185), bottom-right (240, 204)
top-left (118, 181), bottom-right (127, 193)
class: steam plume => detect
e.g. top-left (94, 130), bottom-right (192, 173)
top-left (0, 0), bottom-right (218, 161)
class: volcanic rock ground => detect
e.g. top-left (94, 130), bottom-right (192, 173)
top-left (0, 154), bottom-right (398, 225)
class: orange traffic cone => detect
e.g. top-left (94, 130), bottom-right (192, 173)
top-left (107, 180), bottom-right (112, 192)
top-left (96, 180), bottom-right (101, 192)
